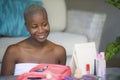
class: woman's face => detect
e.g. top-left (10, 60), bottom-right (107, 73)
top-left (25, 13), bottom-right (50, 42)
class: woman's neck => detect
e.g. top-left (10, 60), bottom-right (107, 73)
top-left (27, 37), bottom-right (49, 49)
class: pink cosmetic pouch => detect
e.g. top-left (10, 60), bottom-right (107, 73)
top-left (17, 64), bottom-right (71, 80)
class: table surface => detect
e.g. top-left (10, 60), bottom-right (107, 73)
top-left (0, 68), bottom-right (120, 80)
top-left (0, 76), bottom-right (18, 80)
top-left (106, 68), bottom-right (120, 80)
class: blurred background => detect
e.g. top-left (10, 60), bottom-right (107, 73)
top-left (65, 0), bottom-right (120, 52)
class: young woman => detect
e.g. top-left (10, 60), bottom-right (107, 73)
top-left (1, 4), bottom-right (66, 76)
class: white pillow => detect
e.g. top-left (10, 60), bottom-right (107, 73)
top-left (41, 0), bottom-right (66, 32)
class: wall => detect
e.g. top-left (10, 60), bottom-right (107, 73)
top-left (65, 0), bottom-right (120, 52)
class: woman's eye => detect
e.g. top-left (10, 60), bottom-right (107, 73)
top-left (31, 25), bottom-right (38, 29)
top-left (42, 23), bottom-right (47, 27)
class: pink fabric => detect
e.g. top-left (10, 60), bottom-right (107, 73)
top-left (17, 64), bottom-right (71, 80)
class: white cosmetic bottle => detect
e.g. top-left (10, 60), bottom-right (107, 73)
top-left (96, 52), bottom-right (106, 80)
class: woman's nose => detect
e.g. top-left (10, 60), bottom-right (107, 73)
top-left (38, 26), bottom-right (44, 32)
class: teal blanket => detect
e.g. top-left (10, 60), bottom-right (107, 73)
top-left (0, 0), bottom-right (42, 36)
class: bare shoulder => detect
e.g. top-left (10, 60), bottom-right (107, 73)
top-left (52, 43), bottom-right (66, 54)
top-left (7, 41), bottom-right (23, 51)
top-left (5, 39), bottom-right (27, 55)
top-left (4, 43), bottom-right (20, 58)
top-left (7, 44), bottom-right (19, 51)
top-left (49, 41), bottom-right (66, 65)
top-left (1, 42), bottom-right (23, 75)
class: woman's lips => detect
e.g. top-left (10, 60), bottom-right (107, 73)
top-left (38, 35), bottom-right (45, 38)
top-left (37, 35), bottom-right (46, 39)
top-left (36, 34), bottom-right (47, 39)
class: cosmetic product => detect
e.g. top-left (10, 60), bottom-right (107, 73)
top-left (94, 59), bottom-right (96, 75)
top-left (96, 52), bottom-right (106, 80)
top-left (86, 64), bottom-right (90, 74)
top-left (82, 64), bottom-right (98, 80)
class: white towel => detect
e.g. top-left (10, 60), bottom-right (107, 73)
top-left (14, 63), bottom-right (39, 75)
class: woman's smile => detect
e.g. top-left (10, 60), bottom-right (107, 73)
top-left (35, 33), bottom-right (48, 41)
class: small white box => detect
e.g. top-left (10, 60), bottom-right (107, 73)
top-left (70, 42), bottom-right (97, 75)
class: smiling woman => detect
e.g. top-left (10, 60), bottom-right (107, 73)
top-left (1, 4), bottom-right (67, 76)
top-left (0, 0), bottom-right (89, 76)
